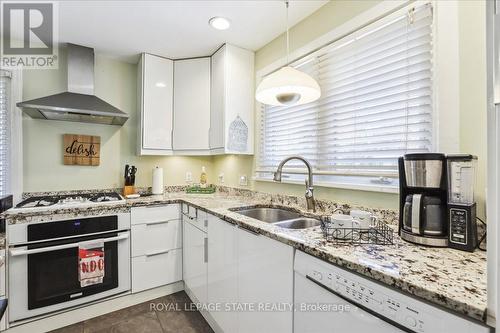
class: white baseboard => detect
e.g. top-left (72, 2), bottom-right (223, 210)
top-left (5, 281), bottom-right (184, 333)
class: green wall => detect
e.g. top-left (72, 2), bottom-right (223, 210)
top-left (22, 47), bottom-right (213, 192)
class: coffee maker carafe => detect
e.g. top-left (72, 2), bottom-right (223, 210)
top-left (398, 153), bottom-right (448, 247)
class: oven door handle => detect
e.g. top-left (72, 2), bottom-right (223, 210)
top-left (9, 232), bottom-right (129, 257)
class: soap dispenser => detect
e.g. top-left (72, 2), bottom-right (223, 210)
top-left (200, 166), bottom-right (207, 188)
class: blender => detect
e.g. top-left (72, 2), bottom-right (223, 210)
top-left (447, 154), bottom-right (478, 252)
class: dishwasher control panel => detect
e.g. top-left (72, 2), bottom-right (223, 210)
top-left (296, 251), bottom-right (489, 333)
top-left (309, 267), bottom-right (427, 332)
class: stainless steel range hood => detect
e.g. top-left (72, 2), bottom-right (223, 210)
top-left (17, 44), bottom-right (129, 125)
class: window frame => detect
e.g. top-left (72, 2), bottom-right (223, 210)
top-left (254, 0), bottom-right (459, 193)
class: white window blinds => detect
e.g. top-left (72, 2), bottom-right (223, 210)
top-left (258, 4), bottom-right (433, 183)
top-left (0, 70), bottom-right (11, 196)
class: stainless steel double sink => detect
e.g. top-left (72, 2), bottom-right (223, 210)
top-left (233, 207), bottom-right (321, 229)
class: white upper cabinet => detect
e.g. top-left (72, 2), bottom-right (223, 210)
top-left (210, 44), bottom-right (255, 155)
top-left (173, 57), bottom-right (211, 154)
top-left (137, 53), bottom-right (174, 155)
top-left (138, 44), bottom-right (253, 156)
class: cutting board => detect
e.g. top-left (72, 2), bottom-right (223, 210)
top-left (63, 134), bottom-right (100, 166)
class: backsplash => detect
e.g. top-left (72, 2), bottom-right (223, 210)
top-left (216, 185), bottom-right (399, 226)
top-left (22, 184), bottom-right (399, 226)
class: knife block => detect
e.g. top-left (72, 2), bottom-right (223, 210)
top-left (123, 186), bottom-right (136, 196)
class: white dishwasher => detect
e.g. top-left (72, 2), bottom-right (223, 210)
top-left (294, 251), bottom-right (490, 333)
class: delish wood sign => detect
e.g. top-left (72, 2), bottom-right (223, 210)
top-left (63, 134), bottom-right (100, 166)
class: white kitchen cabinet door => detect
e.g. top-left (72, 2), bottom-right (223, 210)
top-left (173, 57), bottom-right (211, 153)
top-left (210, 46), bottom-right (225, 150)
top-left (207, 215), bottom-right (238, 333)
top-left (183, 219), bottom-right (208, 304)
top-left (210, 44), bottom-right (254, 155)
top-left (237, 227), bottom-right (294, 333)
top-left (138, 53), bottom-right (174, 155)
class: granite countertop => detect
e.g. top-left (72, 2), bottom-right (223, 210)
top-left (3, 191), bottom-right (488, 324)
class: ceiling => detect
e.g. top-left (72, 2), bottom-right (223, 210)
top-left (53, 0), bottom-right (327, 62)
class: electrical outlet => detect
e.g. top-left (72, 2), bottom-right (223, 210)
top-left (218, 173), bottom-right (225, 184)
top-left (186, 171), bottom-right (192, 183)
top-left (239, 175), bottom-right (248, 186)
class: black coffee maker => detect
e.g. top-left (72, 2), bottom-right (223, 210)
top-left (398, 153), bottom-right (448, 247)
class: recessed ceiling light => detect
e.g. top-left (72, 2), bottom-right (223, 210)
top-left (209, 17), bottom-right (231, 30)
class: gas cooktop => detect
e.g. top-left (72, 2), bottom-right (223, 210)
top-left (15, 192), bottom-right (124, 209)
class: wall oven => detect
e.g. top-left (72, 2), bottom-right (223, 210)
top-left (8, 213), bottom-right (131, 323)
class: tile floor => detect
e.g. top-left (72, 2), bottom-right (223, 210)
top-left (50, 291), bottom-right (214, 333)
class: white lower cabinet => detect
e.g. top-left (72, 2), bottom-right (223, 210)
top-left (207, 215), bottom-right (238, 333)
top-left (237, 227), bottom-right (294, 333)
top-left (131, 220), bottom-right (181, 257)
top-left (182, 205), bottom-right (294, 333)
top-left (183, 219), bottom-right (208, 304)
top-left (131, 205), bottom-right (182, 293)
top-left (132, 249), bottom-right (182, 292)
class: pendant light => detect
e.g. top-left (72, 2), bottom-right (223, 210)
top-left (256, 1), bottom-right (321, 107)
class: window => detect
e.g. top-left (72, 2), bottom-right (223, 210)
top-left (257, 4), bottom-right (433, 190)
top-left (0, 70), bottom-right (11, 196)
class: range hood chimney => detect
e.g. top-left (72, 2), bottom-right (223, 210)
top-left (17, 44), bottom-right (129, 126)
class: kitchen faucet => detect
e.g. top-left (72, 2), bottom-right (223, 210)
top-left (273, 156), bottom-right (316, 212)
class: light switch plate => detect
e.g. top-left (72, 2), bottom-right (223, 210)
top-left (218, 173), bottom-right (225, 184)
top-left (239, 175), bottom-right (248, 186)
top-left (186, 171), bottom-right (192, 183)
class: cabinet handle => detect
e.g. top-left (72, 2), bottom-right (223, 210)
top-left (146, 249), bottom-right (171, 257)
top-left (204, 219), bottom-right (208, 228)
top-left (142, 204), bottom-right (170, 208)
top-left (239, 225), bottom-right (260, 236)
top-left (203, 237), bottom-right (208, 263)
top-left (145, 220), bottom-right (171, 226)
top-left (10, 232), bottom-right (129, 256)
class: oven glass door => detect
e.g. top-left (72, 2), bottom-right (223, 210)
top-left (27, 232), bottom-right (119, 309)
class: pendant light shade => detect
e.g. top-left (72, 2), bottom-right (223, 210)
top-left (256, 66), bottom-right (321, 106)
top-left (255, 1), bottom-right (321, 107)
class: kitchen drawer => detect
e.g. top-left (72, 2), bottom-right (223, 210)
top-left (132, 248), bottom-right (182, 293)
top-left (131, 204), bottom-right (180, 225)
top-left (131, 220), bottom-right (181, 257)
top-left (183, 208), bottom-right (208, 232)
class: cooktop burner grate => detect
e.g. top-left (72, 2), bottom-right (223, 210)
top-left (15, 192), bottom-right (124, 208)
top-left (15, 197), bottom-right (59, 208)
top-left (89, 192), bottom-right (123, 202)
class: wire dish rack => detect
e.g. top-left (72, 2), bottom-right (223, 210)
top-left (321, 217), bottom-right (394, 245)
